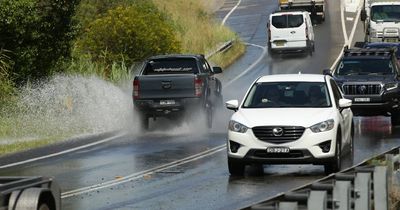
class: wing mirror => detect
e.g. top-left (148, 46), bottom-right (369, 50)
top-left (361, 10), bottom-right (367, 22)
top-left (323, 69), bottom-right (332, 76)
top-left (226, 100), bottom-right (239, 111)
top-left (339, 98), bottom-right (352, 108)
top-left (212, 66), bottom-right (223, 74)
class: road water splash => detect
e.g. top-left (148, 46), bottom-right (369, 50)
top-left (13, 75), bottom-right (134, 139)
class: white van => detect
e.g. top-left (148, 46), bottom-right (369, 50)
top-left (267, 11), bottom-right (315, 56)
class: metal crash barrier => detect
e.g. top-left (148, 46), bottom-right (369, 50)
top-left (245, 147), bottom-right (400, 210)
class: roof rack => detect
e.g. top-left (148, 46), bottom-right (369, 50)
top-left (343, 47), bottom-right (395, 57)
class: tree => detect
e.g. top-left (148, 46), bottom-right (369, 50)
top-left (0, 0), bottom-right (79, 83)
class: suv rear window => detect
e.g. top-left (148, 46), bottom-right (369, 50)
top-left (271, 14), bottom-right (304, 28)
top-left (143, 58), bottom-right (198, 75)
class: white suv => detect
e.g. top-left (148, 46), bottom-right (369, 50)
top-left (225, 74), bottom-right (353, 175)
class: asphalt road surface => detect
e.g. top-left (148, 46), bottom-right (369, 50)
top-left (1, 0), bottom-right (400, 209)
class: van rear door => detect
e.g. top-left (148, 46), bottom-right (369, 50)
top-left (270, 13), bottom-right (307, 48)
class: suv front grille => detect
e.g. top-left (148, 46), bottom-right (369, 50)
top-left (342, 84), bottom-right (382, 95)
top-left (252, 126), bottom-right (305, 144)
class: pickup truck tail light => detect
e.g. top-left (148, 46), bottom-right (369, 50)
top-left (133, 77), bottom-right (140, 99)
top-left (195, 77), bottom-right (203, 97)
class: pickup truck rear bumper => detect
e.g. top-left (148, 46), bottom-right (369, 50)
top-left (134, 98), bottom-right (203, 117)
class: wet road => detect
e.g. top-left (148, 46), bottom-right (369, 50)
top-left (1, 0), bottom-right (400, 209)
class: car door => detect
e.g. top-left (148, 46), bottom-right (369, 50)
top-left (330, 79), bottom-right (352, 149)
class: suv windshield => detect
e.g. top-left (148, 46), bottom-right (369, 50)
top-left (243, 82), bottom-right (331, 108)
top-left (335, 59), bottom-right (394, 76)
top-left (271, 14), bottom-right (304, 28)
top-left (143, 58), bottom-right (197, 75)
top-left (371, 5), bottom-right (400, 22)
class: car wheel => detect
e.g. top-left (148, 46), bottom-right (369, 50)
top-left (391, 112), bottom-right (400, 126)
top-left (324, 134), bottom-right (341, 175)
top-left (140, 114), bottom-right (149, 131)
top-left (205, 102), bottom-right (213, 129)
top-left (228, 157), bottom-right (245, 176)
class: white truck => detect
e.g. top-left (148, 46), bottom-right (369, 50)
top-left (279, 0), bottom-right (326, 22)
top-left (361, 0), bottom-right (400, 42)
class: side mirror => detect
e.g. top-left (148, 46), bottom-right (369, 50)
top-left (339, 98), bottom-right (352, 108)
top-left (225, 100), bottom-right (239, 111)
top-left (361, 10), bottom-right (367, 22)
top-left (212, 66), bottom-right (222, 74)
top-left (323, 69), bottom-right (332, 76)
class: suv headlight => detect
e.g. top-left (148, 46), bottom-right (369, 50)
top-left (228, 120), bottom-right (248, 133)
top-left (310, 119), bottom-right (334, 133)
top-left (385, 83), bottom-right (398, 91)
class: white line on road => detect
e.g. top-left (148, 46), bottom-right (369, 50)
top-left (0, 132), bottom-right (126, 170)
top-left (223, 43), bottom-right (267, 88)
top-left (62, 145), bottom-right (226, 198)
top-left (221, 0), bottom-right (242, 26)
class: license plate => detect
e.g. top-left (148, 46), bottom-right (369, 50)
top-left (160, 100), bottom-right (175, 105)
top-left (274, 41), bottom-right (286, 46)
top-left (266, 147), bottom-right (290, 153)
top-left (354, 98), bottom-right (370, 102)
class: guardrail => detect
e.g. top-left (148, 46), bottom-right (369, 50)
top-left (244, 147), bottom-right (400, 210)
top-left (205, 39), bottom-right (234, 59)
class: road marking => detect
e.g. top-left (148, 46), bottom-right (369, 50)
top-left (223, 43), bottom-right (267, 88)
top-left (221, 0), bottom-right (242, 26)
top-left (346, 17), bottom-right (354, 21)
top-left (330, 0), bottom-right (362, 70)
top-left (0, 132), bottom-right (126, 169)
top-left (62, 145), bottom-right (226, 198)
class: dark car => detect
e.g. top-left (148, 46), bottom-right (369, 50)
top-left (328, 48), bottom-right (400, 126)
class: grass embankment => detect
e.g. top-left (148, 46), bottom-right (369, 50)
top-left (0, 0), bottom-right (245, 155)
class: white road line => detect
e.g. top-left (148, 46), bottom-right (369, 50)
top-left (341, 0), bottom-right (349, 45)
top-left (221, 0), bottom-right (242, 26)
top-left (330, 0), bottom-right (361, 70)
top-left (223, 43), bottom-right (267, 88)
top-left (0, 132), bottom-right (126, 169)
top-left (61, 145), bottom-right (226, 198)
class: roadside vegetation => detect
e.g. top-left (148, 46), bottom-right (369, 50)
top-left (0, 0), bottom-right (244, 154)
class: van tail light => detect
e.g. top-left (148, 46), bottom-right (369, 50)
top-left (195, 76), bottom-right (203, 97)
top-left (267, 22), bottom-right (271, 41)
top-left (306, 26), bottom-right (309, 40)
top-left (133, 77), bottom-right (140, 100)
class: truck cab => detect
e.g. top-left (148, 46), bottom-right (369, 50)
top-left (361, 0), bottom-right (400, 42)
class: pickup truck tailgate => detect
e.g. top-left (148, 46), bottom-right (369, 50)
top-left (138, 74), bottom-right (196, 99)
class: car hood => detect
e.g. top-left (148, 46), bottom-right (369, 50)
top-left (334, 75), bottom-right (396, 83)
top-left (232, 108), bottom-right (336, 128)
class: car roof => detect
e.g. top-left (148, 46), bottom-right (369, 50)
top-left (147, 54), bottom-right (203, 60)
top-left (270, 11), bottom-right (307, 16)
top-left (256, 74), bottom-right (327, 83)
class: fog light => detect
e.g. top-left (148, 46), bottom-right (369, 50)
top-left (229, 141), bottom-right (241, 153)
top-left (319, 140), bottom-right (331, 153)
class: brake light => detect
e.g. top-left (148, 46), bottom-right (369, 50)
top-left (133, 77), bottom-right (140, 100)
top-left (267, 22), bottom-right (271, 41)
top-left (306, 25), bottom-right (309, 40)
top-left (195, 77), bottom-right (203, 97)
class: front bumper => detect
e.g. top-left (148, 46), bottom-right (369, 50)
top-left (343, 91), bottom-right (400, 116)
top-left (227, 127), bottom-right (337, 165)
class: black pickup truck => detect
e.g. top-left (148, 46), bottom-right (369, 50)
top-left (133, 54), bottom-right (223, 130)
top-left (327, 48), bottom-right (400, 125)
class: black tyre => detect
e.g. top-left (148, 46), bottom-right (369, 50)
top-left (391, 112), bottom-right (400, 126)
top-left (140, 114), bottom-right (149, 131)
top-left (324, 134), bottom-right (341, 175)
top-left (228, 157), bottom-right (245, 176)
top-left (205, 103), bottom-right (213, 129)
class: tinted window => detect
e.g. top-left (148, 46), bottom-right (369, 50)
top-left (335, 59), bottom-right (394, 75)
top-left (142, 58), bottom-right (198, 75)
top-left (271, 15), bottom-right (304, 28)
top-left (242, 82), bottom-right (331, 108)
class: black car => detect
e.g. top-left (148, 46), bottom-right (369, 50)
top-left (328, 48), bottom-right (400, 125)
